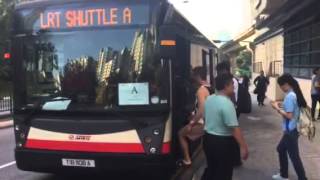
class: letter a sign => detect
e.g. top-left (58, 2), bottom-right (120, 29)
top-left (119, 83), bottom-right (149, 105)
top-left (131, 87), bottom-right (138, 94)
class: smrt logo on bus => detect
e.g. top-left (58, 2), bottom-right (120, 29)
top-left (69, 135), bottom-right (91, 141)
top-left (40, 7), bottom-right (132, 29)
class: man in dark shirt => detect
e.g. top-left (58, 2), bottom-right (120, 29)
top-left (254, 71), bottom-right (269, 106)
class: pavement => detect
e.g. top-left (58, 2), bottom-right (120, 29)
top-left (0, 111), bottom-right (13, 129)
top-left (232, 98), bottom-right (320, 180)
top-left (180, 96), bottom-right (320, 180)
top-left (0, 120), bottom-right (13, 129)
top-left (0, 111), bottom-right (11, 119)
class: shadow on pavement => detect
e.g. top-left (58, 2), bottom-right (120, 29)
top-left (174, 149), bottom-right (206, 180)
top-left (41, 150), bottom-right (207, 180)
top-left (40, 172), bottom-right (168, 180)
top-left (233, 166), bottom-right (275, 180)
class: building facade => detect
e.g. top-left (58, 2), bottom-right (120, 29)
top-left (253, 29), bottom-right (284, 100)
top-left (254, 0), bottom-right (320, 106)
top-left (219, 0), bottom-right (288, 80)
top-left (251, 0), bottom-right (287, 101)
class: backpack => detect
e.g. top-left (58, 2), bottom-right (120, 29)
top-left (298, 107), bottom-right (316, 141)
top-left (237, 80), bottom-right (252, 114)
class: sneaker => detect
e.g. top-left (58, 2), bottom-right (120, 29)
top-left (272, 173), bottom-right (289, 180)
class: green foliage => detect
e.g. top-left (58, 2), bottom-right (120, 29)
top-left (0, 0), bottom-right (15, 81)
top-left (235, 50), bottom-right (252, 77)
top-left (236, 58), bottom-right (244, 67)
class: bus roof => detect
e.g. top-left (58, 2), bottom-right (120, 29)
top-left (15, 0), bottom-right (166, 9)
top-left (165, 4), bottom-right (216, 48)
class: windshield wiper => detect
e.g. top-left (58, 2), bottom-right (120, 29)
top-left (22, 98), bottom-right (71, 124)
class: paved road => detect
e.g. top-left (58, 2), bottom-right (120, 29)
top-left (0, 128), bottom-right (52, 180)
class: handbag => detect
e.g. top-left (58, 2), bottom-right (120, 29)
top-left (298, 107), bottom-right (316, 141)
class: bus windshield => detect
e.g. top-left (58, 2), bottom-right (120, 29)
top-left (16, 28), bottom-right (170, 112)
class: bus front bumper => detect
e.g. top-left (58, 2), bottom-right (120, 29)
top-left (15, 148), bottom-right (175, 173)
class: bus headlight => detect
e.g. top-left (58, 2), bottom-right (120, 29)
top-left (150, 147), bottom-right (157, 154)
top-left (15, 125), bottom-right (20, 131)
top-left (153, 129), bottom-right (160, 136)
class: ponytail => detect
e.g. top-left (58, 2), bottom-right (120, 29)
top-left (277, 74), bottom-right (307, 108)
top-left (291, 79), bottom-right (307, 108)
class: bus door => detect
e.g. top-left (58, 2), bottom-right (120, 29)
top-left (159, 27), bottom-right (197, 159)
top-left (159, 26), bottom-right (183, 158)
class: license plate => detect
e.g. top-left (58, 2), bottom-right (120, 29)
top-left (62, 158), bottom-right (95, 168)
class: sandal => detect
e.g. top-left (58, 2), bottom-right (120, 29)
top-left (182, 159), bottom-right (192, 166)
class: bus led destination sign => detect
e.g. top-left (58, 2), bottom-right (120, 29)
top-left (38, 5), bottom-right (148, 29)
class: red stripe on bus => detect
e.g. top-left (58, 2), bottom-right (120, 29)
top-left (25, 139), bottom-right (145, 153)
top-left (161, 142), bottom-right (171, 154)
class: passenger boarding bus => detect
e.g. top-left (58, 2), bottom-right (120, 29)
top-left (11, 0), bottom-right (216, 177)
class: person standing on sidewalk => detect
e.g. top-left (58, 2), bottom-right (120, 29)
top-left (271, 74), bottom-right (308, 180)
top-left (254, 70), bottom-right (269, 106)
top-left (201, 73), bottom-right (249, 180)
top-left (311, 67), bottom-right (320, 121)
top-left (216, 61), bottom-right (242, 167)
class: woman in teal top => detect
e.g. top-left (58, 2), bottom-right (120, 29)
top-left (271, 74), bottom-right (307, 180)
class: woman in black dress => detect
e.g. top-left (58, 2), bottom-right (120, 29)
top-left (254, 71), bottom-right (269, 106)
